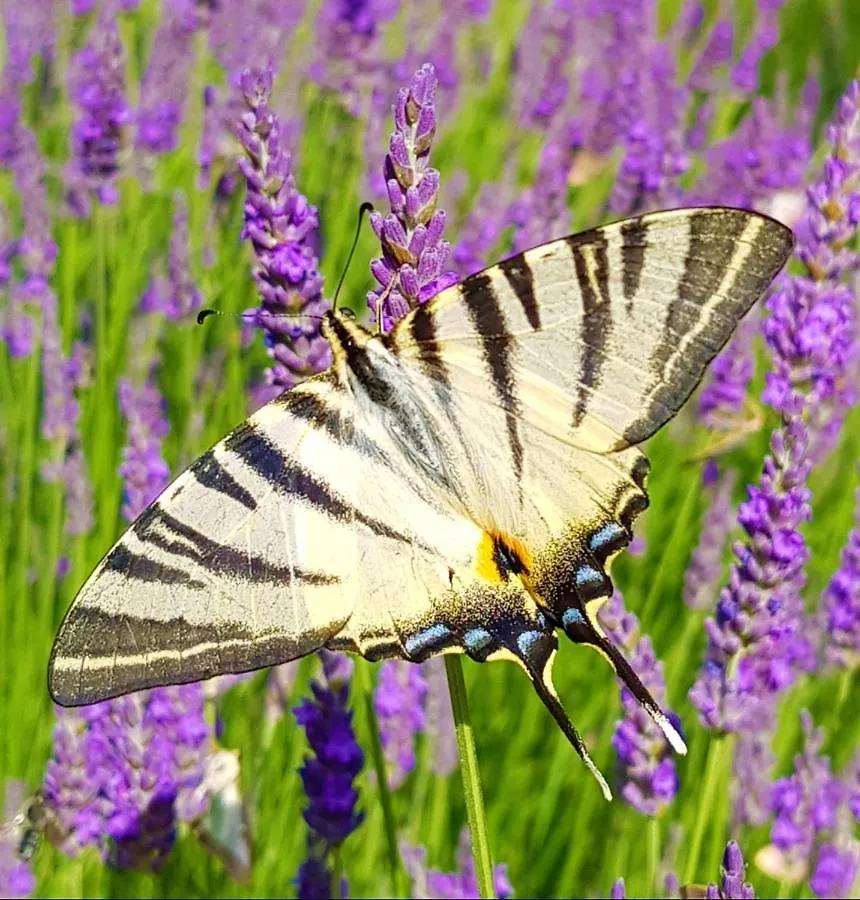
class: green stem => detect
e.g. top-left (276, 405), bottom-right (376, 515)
top-left (684, 734), bottom-right (729, 885)
top-left (647, 817), bottom-right (661, 898)
top-left (355, 662), bottom-right (406, 897)
top-left (444, 655), bottom-right (495, 900)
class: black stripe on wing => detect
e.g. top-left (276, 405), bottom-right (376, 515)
top-left (619, 218), bottom-right (649, 314)
top-left (127, 504), bottom-right (340, 586)
top-left (498, 255), bottom-right (541, 330)
top-left (460, 272), bottom-right (524, 481)
top-left (225, 422), bottom-right (421, 546)
top-left (569, 234), bottom-right (612, 428)
top-left (190, 449), bottom-right (258, 511)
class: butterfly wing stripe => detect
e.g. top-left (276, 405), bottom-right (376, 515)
top-left (622, 210), bottom-right (790, 445)
top-left (619, 217), bottom-right (648, 311)
top-left (569, 235), bottom-right (613, 428)
top-left (498, 255), bottom-right (541, 330)
top-left (190, 448), bottom-right (258, 511)
top-left (103, 543), bottom-right (207, 588)
top-left (459, 272), bottom-right (524, 480)
top-left (407, 303), bottom-right (451, 387)
top-left (127, 503), bottom-right (340, 586)
top-left (225, 420), bottom-right (429, 548)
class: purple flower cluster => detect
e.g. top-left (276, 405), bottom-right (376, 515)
top-left (141, 192), bottom-right (202, 321)
top-left (294, 652), bottom-right (364, 899)
top-left (309, 0), bottom-right (401, 116)
top-left (68, 14), bottom-right (130, 210)
top-left (374, 660), bottom-right (428, 788)
top-left (706, 840), bottom-right (756, 900)
top-left (42, 687), bottom-right (211, 870)
top-left (136, 0), bottom-right (201, 155)
top-left (237, 68), bottom-right (331, 402)
top-left (768, 713), bottom-right (859, 899)
top-left (118, 378), bottom-right (171, 522)
top-left (597, 592), bottom-right (680, 816)
top-left (367, 63), bottom-right (458, 332)
top-left (0, 781), bottom-right (35, 899)
top-left (689, 80), bottom-right (860, 737)
top-left (697, 314), bottom-right (758, 431)
top-left (821, 490), bottom-right (860, 668)
top-left (401, 829), bottom-right (513, 900)
top-left (1, 0), bottom-right (55, 88)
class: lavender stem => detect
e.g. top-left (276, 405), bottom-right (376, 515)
top-left (354, 663), bottom-right (405, 896)
top-left (685, 734), bottom-right (731, 884)
top-left (444, 655), bottom-right (495, 900)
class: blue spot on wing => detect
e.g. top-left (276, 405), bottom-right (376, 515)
top-left (405, 623), bottom-right (451, 657)
top-left (575, 566), bottom-right (604, 587)
top-left (464, 628), bottom-right (493, 652)
top-left (563, 608), bottom-right (585, 627)
top-left (517, 630), bottom-right (544, 656)
top-left (588, 522), bottom-right (626, 553)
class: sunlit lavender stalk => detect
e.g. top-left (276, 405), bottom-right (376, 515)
top-left (706, 840), bottom-right (756, 899)
top-left (367, 62), bottom-right (458, 332)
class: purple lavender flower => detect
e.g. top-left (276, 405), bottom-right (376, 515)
top-left (118, 378), bottom-right (171, 522)
top-left (683, 463), bottom-right (737, 611)
top-left (237, 68), bottom-right (331, 402)
top-left (698, 314), bottom-right (758, 430)
top-left (768, 712), bottom-right (859, 899)
top-left (732, 729), bottom-right (776, 827)
top-left (136, 0), bottom-right (200, 155)
top-left (309, 0), bottom-right (401, 116)
top-left (374, 661), bottom-right (428, 788)
top-left (424, 657), bottom-right (457, 778)
top-left (451, 180), bottom-right (512, 278)
top-left (597, 592), bottom-right (680, 816)
top-left (367, 63), bottom-right (458, 332)
top-left (688, 18), bottom-right (733, 92)
top-left (294, 652), bottom-right (364, 898)
top-left (42, 687), bottom-right (211, 870)
top-left (1, 0), bottom-right (56, 87)
top-left (0, 782), bottom-right (36, 898)
top-left (821, 489), bottom-right (860, 668)
top-left (401, 829), bottom-right (513, 900)
top-left (811, 845), bottom-right (858, 899)
top-left (705, 840), bottom-right (756, 899)
top-left (610, 877), bottom-right (626, 899)
top-left (731, 1), bottom-right (785, 93)
top-left (688, 83), bottom-right (860, 735)
top-left (141, 192), bottom-right (203, 321)
top-left (68, 13), bottom-right (130, 210)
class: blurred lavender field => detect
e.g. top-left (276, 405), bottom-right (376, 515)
top-left (1, 0), bottom-right (859, 897)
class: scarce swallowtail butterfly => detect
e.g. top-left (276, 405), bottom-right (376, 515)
top-left (49, 206), bottom-right (793, 799)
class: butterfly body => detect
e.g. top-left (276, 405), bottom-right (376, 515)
top-left (49, 207), bottom-right (793, 797)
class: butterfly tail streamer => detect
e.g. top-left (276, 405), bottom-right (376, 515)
top-left (565, 617), bottom-right (687, 756)
top-left (526, 663), bottom-right (613, 801)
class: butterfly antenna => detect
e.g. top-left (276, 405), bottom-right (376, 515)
top-left (333, 201), bottom-right (374, 312)
top-left (195, 308), bottom-right (323, 327)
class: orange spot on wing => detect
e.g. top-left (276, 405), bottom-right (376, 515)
top-left (474, 531), bottom-right (534, 584)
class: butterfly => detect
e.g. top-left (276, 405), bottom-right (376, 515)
top-left (49, 206), bottom-right (793, 798)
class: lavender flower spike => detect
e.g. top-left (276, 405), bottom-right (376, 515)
top-left (401, 829), bottom-right (513, 900)
top-left (68, 13), bottom-right (130, 209)
top-left (598, 592), bottom-right (681, 816)
top-left (821, 489), bottom-right (860, 669)
top-left (42, 687), bottom-right (211, 870)
top-left (374, 660), bottom-right (428, 788)
top-left (705, 840), bottom-right (756, 899)
top-left (368, 63), bottom-right (458, 333)
top-left (294, 652), bottom-right (364, 899)
top-left (0, 782), bottom-right (35, 898)
top-left (237, 68), bottom-right (331, 403)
